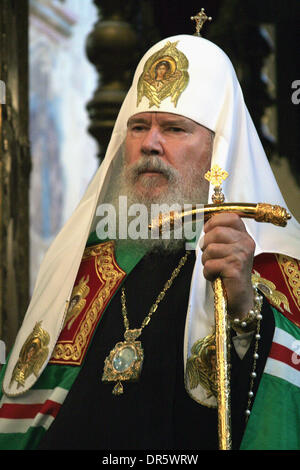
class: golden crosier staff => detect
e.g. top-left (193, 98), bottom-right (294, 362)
top-left (204, 165), bottom-right (232, 451)
top-left (149, 164), bottom-right (290, 450)
top-left (203, 165), bottom-right (291, 449)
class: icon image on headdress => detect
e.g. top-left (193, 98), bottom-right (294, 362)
top-left (137, 41), bottom-right (189, 108)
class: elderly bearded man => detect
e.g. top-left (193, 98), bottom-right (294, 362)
top-left (0, 32), bottom-right (300, 451)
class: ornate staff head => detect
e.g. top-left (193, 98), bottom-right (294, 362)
top-left (205, 165), bottom-right (229, 204)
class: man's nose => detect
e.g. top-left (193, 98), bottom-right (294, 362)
top-left (141, 128), bottom-right (163, 156)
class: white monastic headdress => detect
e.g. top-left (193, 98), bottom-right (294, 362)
top-left (3, 34), bottom-right (300, 402)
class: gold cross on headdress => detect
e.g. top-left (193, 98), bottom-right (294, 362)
top-left (191, 8), bottom-right (212, 36)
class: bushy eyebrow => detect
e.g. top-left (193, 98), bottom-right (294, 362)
top-left (127, 117), bottom-right (150, 127)
top-left (160, 119), bottom-right (190, 127)
top-left (127, 116), bottom-right (193, 128)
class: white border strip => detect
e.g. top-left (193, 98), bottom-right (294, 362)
top-left (265, 357), bottom-right (300, 388)
top-left (0, 412), bottom-right (55, 434)
top-left (273, 327), bottom-right (300, 351)
top-left (0, 387), bottom-right (68, 407)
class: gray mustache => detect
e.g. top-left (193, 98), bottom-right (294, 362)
top-left (127, 156), bottom-right (178, 182)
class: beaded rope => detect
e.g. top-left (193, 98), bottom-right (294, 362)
top-left (245, 315), bottom-right (262, 420)
top-left (229, 285), bottom-right (263, 419)
top-left (230, 286), bottom-right (263, 334)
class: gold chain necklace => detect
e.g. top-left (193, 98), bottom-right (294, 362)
top-left (102, 251), bottom-right (190, 395)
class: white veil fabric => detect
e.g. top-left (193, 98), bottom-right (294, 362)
top-left (3, 35), bottom-right (300, 401)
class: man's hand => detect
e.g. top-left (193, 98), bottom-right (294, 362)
top-left (201, 213), bottom-right (255, 319)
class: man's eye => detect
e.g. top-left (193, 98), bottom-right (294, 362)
top-left (167, 127), bottom-right (185, 133)
top-left (131, 125), bottom-right (146, 132)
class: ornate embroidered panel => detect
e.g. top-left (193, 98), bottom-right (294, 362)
top-left (49, 241), bottom-right (126, 366)
top-left (253, 253), bottom-right (300, 327)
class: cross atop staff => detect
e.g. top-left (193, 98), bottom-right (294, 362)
top-left (191, 8), bottom-right (212, 36)
top-left (205, 165), bottom-right (229, 204)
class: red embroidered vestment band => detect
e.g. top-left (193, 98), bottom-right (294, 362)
top-left (49, 241), bottom-right (126, 366)
top-left (253, 253), bottom-right (300, 327)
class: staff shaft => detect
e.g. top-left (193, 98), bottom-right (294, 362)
top-left (213, 277), bottom-right (232, 450)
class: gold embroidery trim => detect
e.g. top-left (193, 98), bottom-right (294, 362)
top-left (63, 275), bottom-right (90, 331)
top-left (9, 322), bottom-right (50, 389)
top-left (50, 242), bottom-right (125, 364)
top-left (251, 270), bottom-right (291, 314)
top-left (277, 254), bottom-right (300, 309)
top-left (186, 333), bottom-right (217, 399)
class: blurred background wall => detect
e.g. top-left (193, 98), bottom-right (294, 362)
top-left (29, 0), bottom-right (99, 291)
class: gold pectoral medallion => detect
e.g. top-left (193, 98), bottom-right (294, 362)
top-left (102, 329), bottom-right (144, 395)
top-left (102, 253), bottom-right (190, 395)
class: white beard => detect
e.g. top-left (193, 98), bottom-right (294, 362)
top-left (100, 155), bottom-right (210, 254)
